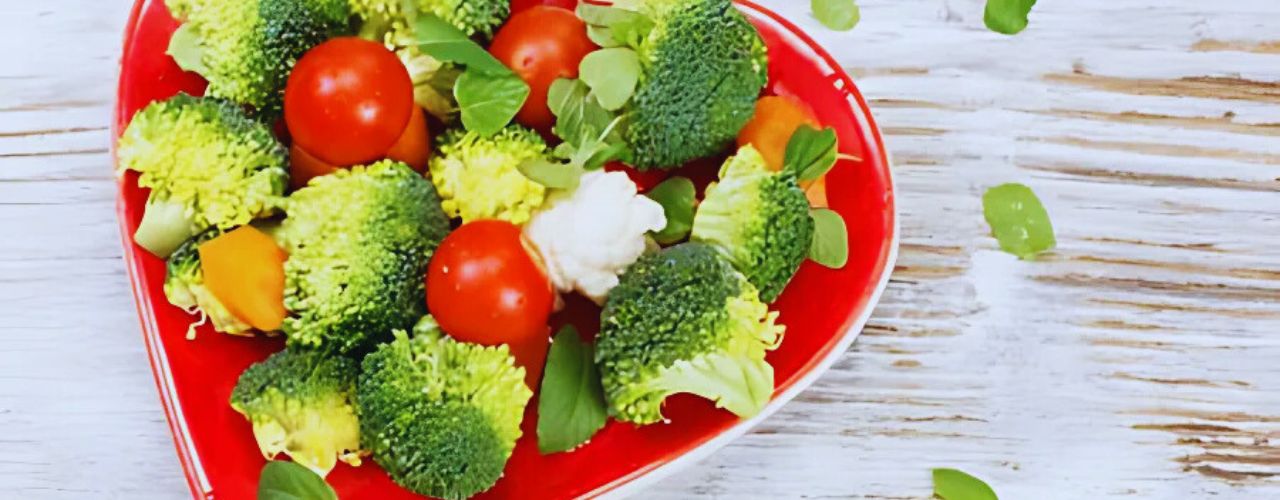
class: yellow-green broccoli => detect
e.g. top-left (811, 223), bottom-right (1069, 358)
top-left (428, 126), bottom-right (550, 225)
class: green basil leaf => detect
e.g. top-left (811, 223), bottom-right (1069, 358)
top-left (576, 3), bottom-right (636, 28)
top-left (933, 468), bottom-right (999, 500)
top-left (518, 159), bottom-right (583, 190)
top-left (783, 125), bottom-right (839, 181)
top-left (455, 70), bottom-right (529, 137)
top-left (547, 78), bottom-right (585, 119)
top-left (538, 326), bottom-right (608, 454)
top-left (586, 25), bottom-right (622, 48)
top-left (809, 208), bottom-right (848, 268)
top-left (579, 48), bottom-right (640, 112)
top-left (982, 183), bottom-right (1055, 259)
top-left (257, 461), bottom-right (337, 500)
top-left (984, 0), bottom-right (1037, 35)
top-left (811, 0), bottom-right (861, 32)
top-left (412, 15), bottom-right (509, 74)
top-left (646, 177), bottom-right (696, 245)
top-left (166, 23), bottom-right (208, 75)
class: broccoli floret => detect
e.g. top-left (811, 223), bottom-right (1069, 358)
top-left (691, 146), bottom-right (815, 302)
top-left (596, 242), bottom-right (784, 424)
top-left (350, 0), bottom-right (509, 42)
top-left (165, 0), bottom-right (351, 116)
top-left (357, 317), bottom-right (531, 500)
top-left (429, 126), bottom-right (550, 225)
top-left (230, 348), bottom-right (363, 476)
top-left (164, 230), bottom-right (252, 338)
top-left (280, 161), bottom-right (451, 354)
top-left (617, 0), bottom-right (768, 170)
top-left (116, 94), bottom-right (288, 257)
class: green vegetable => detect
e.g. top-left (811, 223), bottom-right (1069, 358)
top-left (984, 0), bottom-right (1037, 35)
top-left (578, 48), bottom-right (641, 111)
top-left (811, 0), bottom-right (860, 31)
top-left (257, 461), bottom-right (338, 500)
top-left (577, 0), bottom-right (769, 170)
top-left (409, 14), bottom-right (510, 72)
top-left (410, 14), bottom-right (529, 136)
top-left (933, 468), bottom-right (999, 500)
top-left (783, 125), bottom-right (839, 182)
top-left (357, 317), bottom-right (532, 500)
top-left (518, 158), bottom-right (582, 190)
top-left (691, 146), bottom-right (815, 302)
top-left (596, 243), bottom-right (784, 424)
top-left (231, 348), bottom-right (363, 477)
top-left (537, 326), bottom-right (608, 454)
top-left (164, 0), bottom-right (351, 116)
top-left (545, 78), bottom-right (631, 175)
top-left (281, 161), bottom-right (451, 354)
top-left (808, 208), bottom-right (849, 269)
top-left (645, 176), bottom-right (696, 245)
top-left (429, 125), bottom-right (551, 224)
top-left (982, 183), bottom-right (1055, 259)
top-left (349, 0), bottom-right (510, 43)
top-left (116, 93), bottom-right (287, 258)
top-left (164, 229), bottom-right (252, 338)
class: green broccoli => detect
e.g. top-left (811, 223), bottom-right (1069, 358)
top-left (116, 93), bottom-right (288, 258)
top-left (230, 348), bottom-right (363, 477)
top-left (594, 0), bottom-right (768, 170)
top-left (280, 161), bottom-right (451, 355)
top-left (357, 317), bottom-right (531, 500)
top-left (164, 229), bottom-right (252, 338)
top-left (429, 125), bottom-right (550, 225)
top-left (165, 0), bottom-right (351, 116)
top-left (349, 0), bottom-right (509, 43)
top-left (596, 242), bottom-right (784, 425)
top-left (691, 145), bottom-right (815, 302)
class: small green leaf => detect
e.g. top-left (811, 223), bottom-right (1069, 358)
top-left (412, 15), bottom-right (510, 74)
top-left (646, 177), bottom-right (696, 245)
top-left (166, 23), bottom-right (208, 75)
top-left (982, 183), bottom-right (1055, 259)
top-left (547, 78), bottom-right (585, 118)
top-left (812, 0), bottom-right (861, 32)
top-left (538, 326), bottom-right (608, 454)
top-left (933, 468), bottom-right (999, 500)
top-left (257, 461), bottom-right (337, 500)
top-left (518, 159), bottom-right (583, 190)
top-left (783, 125), bottom-right (839, 181)
top-left (586, 25), bottom-right (621, 48)
top-left (579, 48), bottom-right (641, 112)
top-left (984, 0), bottom-right (1037, 35)
top-left (809, 208), bottom-right (848, 268)
top-left (455, 70), bottom-right (529, 136)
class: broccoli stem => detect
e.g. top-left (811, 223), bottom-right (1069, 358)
top-left (134, 198), bottom-right (195, 258)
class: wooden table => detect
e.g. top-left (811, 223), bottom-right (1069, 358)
top-left (2, 0), bottom-right (1277, 498)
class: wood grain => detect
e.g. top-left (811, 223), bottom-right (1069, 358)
top-left (1, 0), bottom-right (1277, 498)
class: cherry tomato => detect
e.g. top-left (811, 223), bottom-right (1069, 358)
top-left (511, 0), bottom-right (579, 16)
top-left (384, 106), bottom-right (431, 172)
top-left (605, 162), bottom-right (670, 193)
top-left (490, 6), bottom-right (596, 131)
top-left (285, 37), bottom-right (414, 167)
top-left (289, 143), bottom-right (339, 190)
top-left (427, 220), bottom-right (555, 349)
top-left (737, 95), bottom-right (819, 171)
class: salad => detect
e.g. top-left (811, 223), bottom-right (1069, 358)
top-left (116, 0), bottom-right (852, 498)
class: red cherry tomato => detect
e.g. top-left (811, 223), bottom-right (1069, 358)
top-left (490, 6), bottom-right (597, 132)
top-left (427, 220), bottom-right (555, 350)
top-left (284, 37), bottom-right (414, 167)
top-left (511, 0), bottom-right (579, 15)
top-left (605, 162), bottom-right (670, 193)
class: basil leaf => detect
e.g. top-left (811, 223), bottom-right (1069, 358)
top-left (646, 177), bottom-right (696, 245)
top-left (579, 48), bottom-right (640, 111)
top-left (257, 461), bottom-right (337, 500)
top-left (547, 78), bottom-right (584, 118)
top-left (783, 125), bottom-right (839, 181)
top-left (412, 15), bottom-right (509, 74)
top-left (166, 23), bottom-right (208, 75)
top-left (455, 71), bottom-right (529, 137)
top-left (811, 0), bottom-right (861, 32)
top-left (933, 468), bottom-right (999, 500)
top-left (809, 208), bottom-right (848, 268)
top-left (518, 159), bottom-right (583, 190)
top-left (984, 0), bottom-right (1037, 35)
top-left (586, 25), bottom-right (621, 48)
top-left (537, 326), bottom-right (608, 454)
top-left (982, 183), bottom-right (1055, 259)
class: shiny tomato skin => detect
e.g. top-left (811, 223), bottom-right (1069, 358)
top-left (511, 0), bottom-right (578, 15)
top-left (490, 6), bottom-right (596, 131)
top-left (284, 37), bottom-right (414, 167)
top-left (427, 220), bottom-right (555, 349)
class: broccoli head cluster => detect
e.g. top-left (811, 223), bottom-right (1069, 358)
top-left (348, 0), bottom-right (510, 43)
top-left (428, 125), bottom-right (550, 225)
top-left (692, 145), bottom-right (815, 302)
top-left (230, 348), bottom-right (363, 476)
top-left (357, 317), bottom-right (532, 500)
top-left (280, 161), bottom-right (451, 355)
top-left (596, 243), bottom-right (784, 424)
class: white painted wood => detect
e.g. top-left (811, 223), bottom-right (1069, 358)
top-left (1, 0), bottom-right (1277, 498)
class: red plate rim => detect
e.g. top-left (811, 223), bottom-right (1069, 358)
top-left (110, 1), bottom-right (899, 498)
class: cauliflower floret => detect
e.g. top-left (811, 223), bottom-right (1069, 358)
top-left (524, 171), bottom-right (667, 304)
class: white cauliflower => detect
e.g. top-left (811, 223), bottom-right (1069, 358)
top-left (524, 171), bottom-right (667, 305)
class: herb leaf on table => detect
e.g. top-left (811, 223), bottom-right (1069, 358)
top-left (982, 183), bottom-right (1056, 259)
top-left (932, 468), bottom-right (998, 500)
top-left (811, 0), bottom-right (861, 32)
top-left (984, 0), bottom-right (1038, 35)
